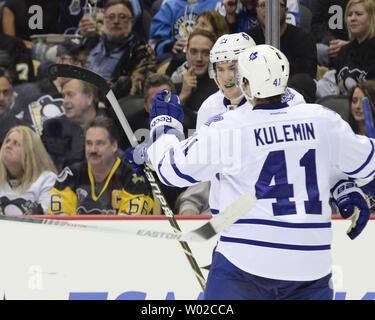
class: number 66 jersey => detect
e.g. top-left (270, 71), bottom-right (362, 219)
top-left (148, 102), bottom-right (375, 281)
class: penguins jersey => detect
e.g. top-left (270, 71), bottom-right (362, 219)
top-left (48, 157), bottom-right (153, 215)
top-left (148, 102), bottom-right (375, 281)
top-left (0, 171), bottom-right (57, 215)
top-left (196, 87), bottom-right (306, 215)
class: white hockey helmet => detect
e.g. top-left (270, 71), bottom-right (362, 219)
top-left (208, 32), bottom-right (256, 81)
top-left (236, 44), bottom-right (290, 101)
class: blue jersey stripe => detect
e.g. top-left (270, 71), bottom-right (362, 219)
top-left (157, 155), bottom-right (175, 187)
top-left (220, 236), bottom-right (331, 251)
top-left (235, 219), bottom-right (331, 229)
top-left (344, 139), bottom-right (375, 175)
top-left (169, 149), bottom-right (200, 184)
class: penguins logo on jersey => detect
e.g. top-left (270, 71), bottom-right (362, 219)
top-left (76, 188), bottom-right (88, 202)
top-left (0, 196), bottom-right (43, 215)
top-left (69, 0), bottom-right (81, 15)
top-left (173, 9), bottom-right (197, 41)
top-left (57, 167), bottom-right (74, 182)
top-left (28, 95), bottom-right (64, 136)
top-left (337, 66), bottom-right (367, 93)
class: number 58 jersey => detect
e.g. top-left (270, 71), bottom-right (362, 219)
top-left (148, 102), bottom-right (375, 281)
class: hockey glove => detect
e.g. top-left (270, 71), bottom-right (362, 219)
top-left (331, 180), bottom-right (370, 240)
top-left (149, 89), bottom-right (185, 142)
top-left (123, 143), bottom-right (148, 177)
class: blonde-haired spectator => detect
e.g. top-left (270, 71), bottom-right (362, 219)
top-left (0, 126), bottom-right (57, 215)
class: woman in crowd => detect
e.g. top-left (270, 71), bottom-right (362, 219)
top-left (0, 126), bottom-right (57, 215)
top-left (331, 0), bottom-right (375, 94)
top-left (348, 80), bottom-right (375, 136)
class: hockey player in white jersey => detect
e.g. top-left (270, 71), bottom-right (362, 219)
top-left (197, 32), bottom-right (305, 130)
top-left (125, 44), bottom-right (375, 300)
top-left (197, 32), bottom-right (306, 217)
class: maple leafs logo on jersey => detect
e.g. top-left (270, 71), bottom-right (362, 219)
top-left (249, 52), bottom-right (258, 61)
top-left (205, 114), bottom-right (224, 127)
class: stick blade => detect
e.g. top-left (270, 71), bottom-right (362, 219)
top-left (48, 64), bottom-right (110, 92)
top-left (182, 194), bottom-right (257, 242)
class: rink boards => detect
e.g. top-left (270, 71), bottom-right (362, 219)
top-left (0, 215), bottom-right (374, 300)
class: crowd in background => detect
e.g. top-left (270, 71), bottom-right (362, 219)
top-left (0, 0), bottom-right (374, 216)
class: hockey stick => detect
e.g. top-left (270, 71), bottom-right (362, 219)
top-left (362, 97), bottom-right (375, 138)
top-left (0, 194), bottom-right (256, 242)
top-left (48, 64), bottom-right (206, 290)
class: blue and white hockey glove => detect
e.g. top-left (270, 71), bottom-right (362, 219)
top-left (123, 142), bottom-right (148, 177)
top-left (149, 89), bottom-right (185, 142)
top-left (331, 180), bottom-right (370, 240)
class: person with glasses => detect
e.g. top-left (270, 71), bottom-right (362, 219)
top-left (247, 0), bottom-right (318, 102)
top-left (81, 0), bottom-right (157, 99)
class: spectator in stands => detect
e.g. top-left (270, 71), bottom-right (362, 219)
top-left (311, 0), bottom-right (350, 67)
top-left (222, 0), bottom-right (258, 33)
top-left (196, 10), bottom-right (230, 38)
top-left (48, 116), bottom-right (153, 215)
top-left (0, 33), bottom-right (35, 85)
top-left (0, 68), bottom-right (30, 146)
top-left (221, 0), bottom-right (301, 34)
top-left (60, 0), bottom-right (105, 35)
top-left (149, 0), bottom-right (222, 63)
top-left (331, 0), bottom-right (375, 95)
top-left (75, 0), bottom-right (147, 39)
top-left (171, 29), bottom-right (218, 125)
top-left (125, 73), bottom-right (177, 141)
top-left (41, 78), bottom-right (108, 172)
top-left (0, 126), bottom-right (57, 215)
top-left (247, 0), bottom-right (317, 87)
top-left (165, 10), bottom-right (229, 77)
top-left (11, 39), bottom-right (86, 136)
top-left (82, 0), bottom-right (157, 99)
top-left (2, 0), bottom-right (59, 49)
top-left (348, 80), bottom-right (375, 136)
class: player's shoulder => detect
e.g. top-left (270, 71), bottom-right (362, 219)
top-left (291, 102), bottom-right (345, 123)
top-left (199, 90), bottom-right (223, 109)
top-left (283, 87), bottom-right (306, 106)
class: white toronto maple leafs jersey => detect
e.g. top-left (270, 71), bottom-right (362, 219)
top-left (196, 88), bottom-right (306, 215)
top-left (148, 102), bottom-right (375, 281)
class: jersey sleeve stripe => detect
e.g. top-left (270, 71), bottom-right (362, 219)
top-left (344, 139), bottom-right (375, 176)
top-left (169, 149), bottom-right (200, 184)
top-left (235, 219), bottom-right (331, 229)
top-left (220, 236), bottom-right (331, 251)
top-left (157, 154), bottom-right (175, 187)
